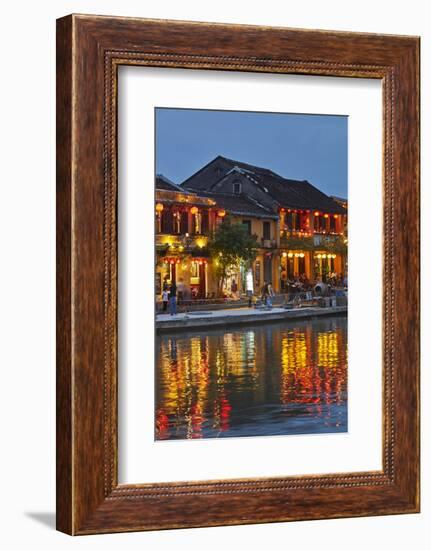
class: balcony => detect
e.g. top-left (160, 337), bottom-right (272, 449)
top-left (260, 238), bottom-right (277, 248)
top-left (279, 232), bottom-right (314, 250)
top-left (155, 233), bottom-right (209, 256)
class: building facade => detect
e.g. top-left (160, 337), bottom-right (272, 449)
top-left (155, 157), bottom-right (347, 301)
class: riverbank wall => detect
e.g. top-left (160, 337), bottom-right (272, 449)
top-left (156, 305), bottom-right (347, 333)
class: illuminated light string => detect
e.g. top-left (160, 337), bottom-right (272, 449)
top-left (281, 252), bottom-right (305, 258)
top-left (315, 253), bottom-right (337, 259)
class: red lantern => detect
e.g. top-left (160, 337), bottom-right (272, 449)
top-left (190, 206), bottom-right (198, 215)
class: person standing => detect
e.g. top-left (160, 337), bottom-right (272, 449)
top-left (169, 282), bottom-right (177, 316)
top-left (266, 281), bottom-right (275, 308)
top-left (246, 269), bottom-right (254, 307)
top-left (161, 288), bottom-right (169, 312)
top-left (261, 281), bottom-right (269, 306)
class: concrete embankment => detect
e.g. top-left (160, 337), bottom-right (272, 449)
top-left (156, 305), bottom-right (347, 333)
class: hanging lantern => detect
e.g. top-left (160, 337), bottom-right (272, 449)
top-left (299, 253), bottom-right (305, 258)
top-left (314, 211), bottom-right (320, 216)
top-left (288, 252), bottom-right (294, 258)
top-left (155, 202), bottom-right (164, 213)
top-left (322, 254), bottom-right (327, 259)
top-left (317, 254), bottom-right (322, 259)
top-left (334, 214), bottom-right (339, 219)
top-left (324, 213), bottom-right (329, 219)
top-left (282, 252), bottom-right (287, 258)
top-left (217, 209), bottom-right (226, 217)
top-left (190, 206), bottom-right (198, 215)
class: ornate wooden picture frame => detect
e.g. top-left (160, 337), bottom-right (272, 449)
top-left (56, 14), bottom-right (420, 534)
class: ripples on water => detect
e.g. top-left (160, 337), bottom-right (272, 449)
top-left (155, 315), bottom-right (347, 441)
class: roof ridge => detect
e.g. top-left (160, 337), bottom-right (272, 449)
top-left (219, 155), bottom-right (281, 177)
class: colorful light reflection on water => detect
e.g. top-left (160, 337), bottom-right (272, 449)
top-left (155, 315), bottom-right (347, 440)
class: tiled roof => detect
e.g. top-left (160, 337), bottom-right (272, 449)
top-left (196, 190), bottom-right (278, 219)
top-left (182, 156), bottom-right (346, 215)
top-left (156, 174), bottom-right (191, 193)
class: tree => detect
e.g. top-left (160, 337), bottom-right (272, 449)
top-left (319, 235), bottom-right (348, 255)
top-left (279, 234), bottom-right (315, 250)
top-left (208, 219), bottom-right (258, 296)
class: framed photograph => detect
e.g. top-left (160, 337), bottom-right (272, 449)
top-left (56, 14), bottom-right (420, 534)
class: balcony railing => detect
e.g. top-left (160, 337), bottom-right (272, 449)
top-left (260, 238), bottom-right (277, 248)
top-left (280, 229), bottom-right (343, 240)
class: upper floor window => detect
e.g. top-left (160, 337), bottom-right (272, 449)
top-left (313, 214), bottom-right (324, 232)
top-left (233, 181), bottom-right (242, 194)
top-left (286, 212), bottom-right (299, 231)
top-left (329, 215), bottom-right (336, 232)
top-left (263, 221), bottom-right (271, 240)
top-left (242, 220), bottom-right (251, 235)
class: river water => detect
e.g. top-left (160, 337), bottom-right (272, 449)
top-left (155, 315), bottom-right (347, 441)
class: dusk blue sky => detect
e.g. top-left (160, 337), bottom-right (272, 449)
top-left (155, 108), bottom-right (348, 199)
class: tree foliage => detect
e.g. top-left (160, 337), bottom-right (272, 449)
top-left (208, 220), bottom-right (258, 294)
top-left (279, 234), bottom-right (315, 250)
top-left (319, 235), bottom-right (348, 255)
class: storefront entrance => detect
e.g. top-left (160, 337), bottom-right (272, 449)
top-left (280, 251), bottom-right (308, 291)
top-left (190, 259), bottom-right (207, 298)
top-left (264, 255), bottom-right (272, 284)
